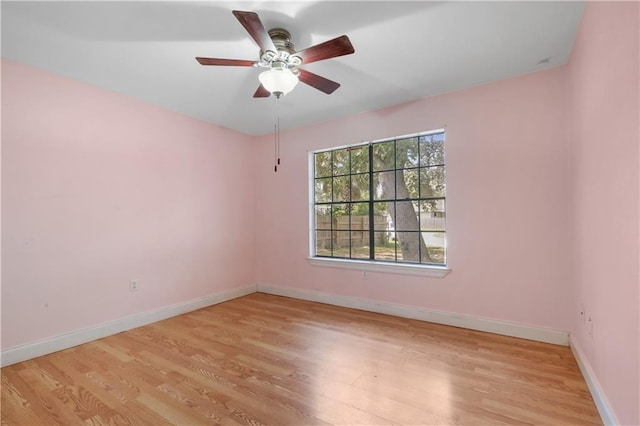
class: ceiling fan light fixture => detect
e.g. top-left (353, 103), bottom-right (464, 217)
top-left (259, 67), bottom-right (298, 98)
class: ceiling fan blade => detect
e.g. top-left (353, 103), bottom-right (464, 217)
top-left (196, 57), bottom-right (255, 67)
top-left (295, 35), bottom-right (355, 65)
top-left (298, 69), bottom-right (341, 94)
top-left (232, 10), bottom-right (277, 53)
top-left (253, 84), bottom-right (271, 98)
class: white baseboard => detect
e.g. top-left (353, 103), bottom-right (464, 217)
top-left (2, 283), bottom-right (571, 367)
top-left (257, 284), bottom-right (570, 346)
top-left (569, 335), bottom-right (617, 426)
top-left (1, 284), bottom-right (257, 367)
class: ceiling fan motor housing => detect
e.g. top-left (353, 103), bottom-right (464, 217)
top-left (268, 28), bottom-right (295, 54)
top-left (258, 28), bottom-right (301, 70)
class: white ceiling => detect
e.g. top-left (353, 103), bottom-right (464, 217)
top-left (2, 1), bottom-right (585, 136)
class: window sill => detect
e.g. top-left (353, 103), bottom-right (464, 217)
top-left (307, 257), bottom-right (450, 278)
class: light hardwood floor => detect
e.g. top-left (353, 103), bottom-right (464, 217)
top-left (2, 293), bottom-right (601, 425)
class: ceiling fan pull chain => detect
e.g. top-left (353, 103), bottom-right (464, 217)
top-left (277, 115), bottom-right (281, 166)
top-left (274, 97), bottom-right (281, 172)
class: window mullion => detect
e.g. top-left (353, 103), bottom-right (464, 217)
top-left (417, 138), bottom-right (422, 263)
top-left (330, 151), bottom-right (335, 257)
top-left (394, 139), bottom-right (398, 262)
top-left (349, 150), bottom-right (352, 259)
top-left (368, 143), bottom-right (375, 260)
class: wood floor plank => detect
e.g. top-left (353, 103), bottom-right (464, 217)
top-left (1, 293), bottom-right (602, 425)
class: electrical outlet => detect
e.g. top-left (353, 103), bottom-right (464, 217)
top-left (130, 280), bottom-right (139, 292)
top-left (588, 316), bottom-right (593, 337)
top-left (361, 270), bottom-right (368, 280)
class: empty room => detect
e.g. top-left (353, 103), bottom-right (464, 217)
top-left (2, 1), bottom-right (639, 425)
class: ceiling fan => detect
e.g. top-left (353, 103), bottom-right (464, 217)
top-left (196, 10), bottom-right (355, 98)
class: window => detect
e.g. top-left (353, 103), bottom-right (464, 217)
top-left (312, 130), bottom-right (446, 267)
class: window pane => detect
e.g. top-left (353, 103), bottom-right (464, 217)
top-left (374, 232), bottom-right (396, 261)
top-left (333, 149), bottom-right (350, 176)
top-left (419, 200), bottom-right (445, 231)
top-left (373, 171), bottom-right (395, 200)
top-left (315, 178), bottom-right (332, 203)
top-left (400, 169), bottom-right (418, 199)
top-left (315, 205), bottom-right (331, 230)
top-left (350, 205), bottom-right (369, 259)
top-left (350, 231), bottom-right (370, 259)
top-left (350, 203), bottom-right (369, 226)
top-left (350, 146), bottom-right (369, 174)
top-left (351, 173), bottom-right (369, 202)
top-left (332, 230), bottom-right (349, 258)
top-left (315, 231), bottom-right (332, 256)
top-left (332, 176), bottom-right (350, 202)
top-left (373, 141), bottom-right (395, 171)
top-left (396, 137), bottom-right (419, 169)
top-left (420, 133), bottom-right (445, 166)
top-left (394, 201), bottom-right (420, 231)
top-left (372, 204), bottom-right (390, 231)
top-left (422, 232), bottom-right (446, 264)
top-left (315, 151), bottom-right (332, 177)
top-left (395, 232), bottom-right (420, 263)
top-left (419, 166), bottom-right (445, 198)
top-left (332, 204), bottom-right (349, 229)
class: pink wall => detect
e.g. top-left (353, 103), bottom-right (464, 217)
top-left (567, 2), bottom-right (639, 425)
top-left (254, 67), bottom-right (573, 332)
top-left (1, 60), bottom-right (256, 349)
top-left (3, 3), bottom-right (638, 421)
